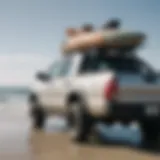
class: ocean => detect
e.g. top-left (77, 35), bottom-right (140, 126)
top-left (0, 86), bottom-right (29, 102)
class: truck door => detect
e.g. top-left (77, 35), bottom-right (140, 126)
top-left (46, 56), bottom-right (73, 113)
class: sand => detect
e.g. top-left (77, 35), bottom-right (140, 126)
top-left (0, 100), bottom-right (159, 160)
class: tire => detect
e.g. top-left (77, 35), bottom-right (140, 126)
top-left (140, 120), bottom-right (160, 149)
top-left (29, 95), bottom-right (46, 130)
top-left (67, 102), bottom-right (94, 142)
top-left (32, 107), bottom-right (46, 129)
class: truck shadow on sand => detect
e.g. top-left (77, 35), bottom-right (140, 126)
top-left (45, 117), bottom-right (160, 155)
top-left (87, 133), bottom-right (160, 156)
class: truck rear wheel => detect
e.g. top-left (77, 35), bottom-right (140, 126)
top-left (68, 102), bottom-right (94, 142)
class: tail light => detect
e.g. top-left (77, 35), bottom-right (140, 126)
top-left (104, 78), bottom-right (119, 100)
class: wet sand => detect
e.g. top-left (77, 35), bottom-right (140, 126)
top-left (0, 101), bottom-right (160, 160)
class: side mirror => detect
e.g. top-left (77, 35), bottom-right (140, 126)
top-left (36, 71), bottom-right (51, 82)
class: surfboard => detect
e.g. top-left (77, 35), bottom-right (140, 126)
top-left (62, 30), bottom-right (146, 53)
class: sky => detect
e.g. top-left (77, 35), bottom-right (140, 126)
top-left (0, 0), bottom-right (160, 86)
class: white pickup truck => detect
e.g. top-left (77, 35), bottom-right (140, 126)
top-left (29, 27), bottom-right (160, 147)
top-left (29, 47), bottom-right (160, 145)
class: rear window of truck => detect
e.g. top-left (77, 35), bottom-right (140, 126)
top-left (80, 54), bottom-right (141, 73)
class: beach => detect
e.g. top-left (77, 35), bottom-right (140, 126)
top-left (0, 96), bottom-right (159, 160)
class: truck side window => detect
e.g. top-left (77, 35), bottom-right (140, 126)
top-left (48, 56), bottom-right (73, 78)
top-left (79, 53), bottom-right (98, 73)
top-left (47, 61), bottom-right (63, 78)
top-left (60, 57), bottom-right (72, 77)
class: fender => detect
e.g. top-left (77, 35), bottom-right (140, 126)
top-left (66, 90), bottom-right (86, 106)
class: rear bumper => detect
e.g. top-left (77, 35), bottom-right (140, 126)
top-left (103, 102), bottom-right (160, 121)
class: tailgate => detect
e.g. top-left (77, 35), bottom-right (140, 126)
top-left (116, 74), bottom-right (160, 103)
